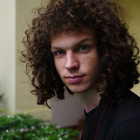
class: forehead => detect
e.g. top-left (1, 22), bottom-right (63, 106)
top-left (51, 31), bottom-right (95, 49)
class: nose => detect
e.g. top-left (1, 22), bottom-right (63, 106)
top-left (65, 52), bottom-right (79, 70)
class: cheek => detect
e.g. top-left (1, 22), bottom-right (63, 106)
top-left (84, 55), bottom-right (99, 76)
top-left (54, 60), bottom-right (63, 76)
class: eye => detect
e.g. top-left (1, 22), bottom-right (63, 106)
top-left (79, 45), bottom-right (88, 51)
top-left (56, 50), bottom-right (64, 55)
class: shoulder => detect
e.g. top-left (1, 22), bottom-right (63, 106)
top-left (113, 90), bottom-right (140, 140)
top-left (127, 90), bottom-right (140, 114)
top-left (114, 115), bottom-right (140, 140)
top-left (119, 89), bottom-right (140, 116)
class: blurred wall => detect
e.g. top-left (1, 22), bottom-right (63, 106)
top-left (51, 91), bottom-right (84, 127)
top-left (0, 0), bottom-right (52, 121)
top-left (0, 0), bottom-right (16, 112)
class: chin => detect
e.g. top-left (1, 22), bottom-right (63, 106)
top-left (67, 85), bottom-right (89, 93)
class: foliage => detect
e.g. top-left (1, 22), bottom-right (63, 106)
top-left (0, 114), bottom-right (80, 140)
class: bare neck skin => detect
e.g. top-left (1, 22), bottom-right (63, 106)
top-left (77, 87), bottom-right (101, 113)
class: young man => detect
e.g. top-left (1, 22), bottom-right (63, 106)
top-left (22, 0), bottom-right (140, 139)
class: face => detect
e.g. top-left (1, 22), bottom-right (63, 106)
top-left (51, 31), bottom-right (100, 93)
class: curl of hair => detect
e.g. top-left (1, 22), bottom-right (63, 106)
top-left (21, 0), bottom-right (140, 108)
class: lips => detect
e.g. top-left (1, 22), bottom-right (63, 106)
top-left (66, 75), bottom-right (85, 83)
top-left (67, 75), bottom-right (84, 78)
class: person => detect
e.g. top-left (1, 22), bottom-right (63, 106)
top-left (21, 0), bottom-right (140, 139)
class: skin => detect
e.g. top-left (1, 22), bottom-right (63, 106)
top-left (51, 31), bottom-right (101, 113)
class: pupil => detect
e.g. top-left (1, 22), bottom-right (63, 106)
top-left (81, 46), bottom-right (86, 50)
top-left (58, 50), bottom-right (63, 54)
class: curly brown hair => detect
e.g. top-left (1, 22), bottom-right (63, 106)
top-left (21, 0), bottom-right (140, 108)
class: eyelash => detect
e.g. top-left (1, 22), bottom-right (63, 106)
top-left (54, 45), bottom-right (89, 56)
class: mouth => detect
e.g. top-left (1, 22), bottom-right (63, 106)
top-left (66, 75), bottom-right (85, 83)
top-left (66, 75), bottom-right (85, 78)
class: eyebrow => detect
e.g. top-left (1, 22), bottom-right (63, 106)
top-left (51, 38), bottom-right (94, 50)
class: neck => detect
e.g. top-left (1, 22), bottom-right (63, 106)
top-left (77, 87), bottom-right (101, 113)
